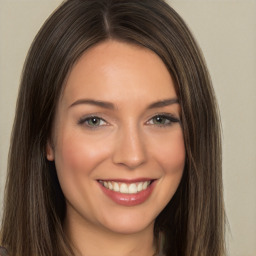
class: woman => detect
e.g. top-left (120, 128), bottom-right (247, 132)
top-left (0, 0), bottom-right (226, 255)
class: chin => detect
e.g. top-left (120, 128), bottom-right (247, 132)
top-left (98, 209), bottom-right (156, 235)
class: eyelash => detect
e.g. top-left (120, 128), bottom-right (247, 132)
top-left (78, 113), bottom-right (180, 129)
top-left (146, 113), bottom-right (180, 127)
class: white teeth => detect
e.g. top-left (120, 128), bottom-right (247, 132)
top-left (128, 183), bottom-right (137, 194)
top-left (100, 180), bottom-right (152, 194)
top-left (137, 182), bottom-right (143, 192)
top-left (103, 181), bottom-right (108, 189)
top-left (108, 182), bottom-right (113, 190)
top-left (113, 182), bottom-right (119, 192)
top-left (120, 183), bottom-right (129, 193)
top-left (142, 181), bottom-right (149, 190)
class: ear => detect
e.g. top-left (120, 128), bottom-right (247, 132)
top-left (46, 140), bottom-right (55, 161)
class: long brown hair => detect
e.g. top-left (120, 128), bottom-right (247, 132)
top-left (0, 0), bottom-right (226, 255)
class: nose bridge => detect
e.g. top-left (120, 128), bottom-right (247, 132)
top-left (112, 121), bottom-right (147, 169)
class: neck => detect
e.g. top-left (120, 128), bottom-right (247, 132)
top-left (64, 215), bottom-right (156, 256)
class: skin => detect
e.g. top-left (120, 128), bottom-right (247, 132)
top-left (47, 40), bottom-right (185, 256)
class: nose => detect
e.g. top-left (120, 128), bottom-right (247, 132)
top-left (112, 124), bottom-right (147, 169)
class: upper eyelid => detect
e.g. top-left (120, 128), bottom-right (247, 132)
top-left (146, 113), bottom-right (180, 121)
top-left (78, 115), bottom-right (108, 125)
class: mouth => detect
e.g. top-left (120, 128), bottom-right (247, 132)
top-left (98, 180), bottom-right (154, 195)
top-left (97, 179), bottom-right (157, 206)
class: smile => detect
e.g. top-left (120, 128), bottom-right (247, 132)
top-left (98, 180), bottom-right (152, 194)
top-left (98, 179), bottom-right (156, 206)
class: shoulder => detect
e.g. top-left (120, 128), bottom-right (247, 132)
top-left (0, 247), bottom-right (8, 256)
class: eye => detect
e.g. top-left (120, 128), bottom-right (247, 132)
top-left (147, 114), bottom-right (179, 126)
top-left (78, 116), bottom-right (107, 128)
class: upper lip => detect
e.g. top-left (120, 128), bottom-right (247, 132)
top-left (97, 178), bottom-right (156, 183)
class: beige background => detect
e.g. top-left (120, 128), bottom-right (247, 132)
top-left (0, 0), bottom-right (255, 255)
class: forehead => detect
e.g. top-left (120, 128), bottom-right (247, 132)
top-left (62, 40), bottom-right (177, 106)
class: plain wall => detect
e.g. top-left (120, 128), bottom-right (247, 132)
top-left (0, 1), bottom-right (255, 255)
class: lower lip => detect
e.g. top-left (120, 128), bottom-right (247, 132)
top-left (98, 181), bottom-right (156, 206)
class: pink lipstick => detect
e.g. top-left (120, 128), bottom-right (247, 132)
top-left (98, 179), bottom-right (156, 206)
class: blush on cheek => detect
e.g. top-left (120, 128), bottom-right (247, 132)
top-left (61, 145), bottom-right (85, 172)
top-left (56, 134), bottom-right (111, 178)
top-left (156, 140), bottom-right (185, 174)
top-left (170, 145), bottom-right (186, 171)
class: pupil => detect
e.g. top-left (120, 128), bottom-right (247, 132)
top-left (156, 117), bottom-right (163, 123)
top-left (90, 118), bottom-right (99, 125)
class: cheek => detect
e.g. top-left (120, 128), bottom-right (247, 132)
top-left (152, 130), bottom-right (185, 174)
top-left (53, 130), bottom-right (114, 215)
top-left (152, 130), bottom-right (185, 198)
top-left (164, 140), bottom-right (185, 174)
top-left (53, 130), bottom-right (112, 191)
top-left (147, 130), bottom-right (185, 215)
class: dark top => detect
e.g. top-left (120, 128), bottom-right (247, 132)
top-left (0, 247), bottom-right (8, 256)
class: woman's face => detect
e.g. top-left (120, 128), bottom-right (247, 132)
top-left (47, 40), bottom-right (185, 235)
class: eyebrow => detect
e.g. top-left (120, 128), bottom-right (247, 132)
top-left (69, 98), bottom-right (179, 110)
top-left (148, 98), bottom-right (179, 109)
top-left (69, 99), bottom-right (115, 109)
